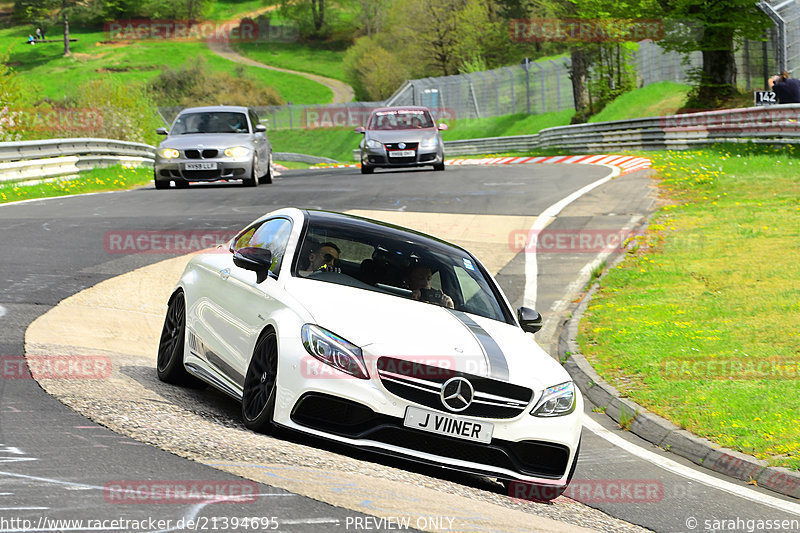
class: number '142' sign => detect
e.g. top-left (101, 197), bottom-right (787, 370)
top-left (754, 91), bottom-right (777, 105)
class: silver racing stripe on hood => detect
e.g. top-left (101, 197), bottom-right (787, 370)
top-left (448, 309), bottom-right (509, 381)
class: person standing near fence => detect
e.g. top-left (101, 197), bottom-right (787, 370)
top-left (768, 71), bottom-right (800, 104)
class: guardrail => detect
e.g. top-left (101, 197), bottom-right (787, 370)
top-left (439, 104), bottom-right (800, 157)
top-left (0, 138), bottom-right (155, 184)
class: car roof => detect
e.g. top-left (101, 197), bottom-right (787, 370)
top-left (177, 106), bottom-right (251, 114)
top-left (369, 106), bottom-right (432, 114)
top-left (303, 209), bottom-right (467, 253)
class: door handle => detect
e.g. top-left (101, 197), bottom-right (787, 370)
top-left (219, 268), bottom-right (230, 280)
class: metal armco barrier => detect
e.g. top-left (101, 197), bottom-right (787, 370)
top-left (0, 138), bottom-right (155, 184)
top-left (440, 104), bottom-right (800, 157)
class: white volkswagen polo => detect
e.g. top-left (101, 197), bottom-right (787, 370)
top-left (157, 208), bottom-right (582, 498)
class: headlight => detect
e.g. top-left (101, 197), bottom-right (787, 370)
top-left (301, 324), bottom-right (368, 379)
top-left (365, 139), bottom-right (382, 149)
top-left (159, 148), bottom-right (179, 159)
top-left (420, 137), bottom-right (438, 149)
top-left (531, 382), bottom-right (575, 417)
top-left (224, 146), bottom-right (250, 158)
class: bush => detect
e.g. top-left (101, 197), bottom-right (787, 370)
top-left (148, 58), bottom-right (285, 107)
top-left (343, 36), bottom-right (407, 101)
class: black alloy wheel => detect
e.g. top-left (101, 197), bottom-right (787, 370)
top-left (156, 292), bottom-right (202, 386)
top-left (242, 329), bottom-right (278, 433)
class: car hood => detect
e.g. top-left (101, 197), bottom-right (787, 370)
top-left (365, 129), bottom-right (439, 144)
top-left (284, 278), bottom-right (570, 390)
top-left (158, 133), bottom-right (256, 149)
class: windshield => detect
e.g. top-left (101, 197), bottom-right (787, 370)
top-left (171, 112), bottom-right (250, 134)
top-left (368, 109), bottom-right (434, 130)
top-left (294, 217), bottom-right (509, 323)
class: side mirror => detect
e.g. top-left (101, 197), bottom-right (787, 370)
top-left (354, 126), bottom-right (365, 134)
top-left (255, 124), bottom-right (267, 132)
top-left (156, 127), bottom-right (168, 135)
top-left (438, 123), bottom-right (448, 131)
top-left (517, 307), bottom-right (542, 334)
top-left (233, 246), bottom-right (273, 283)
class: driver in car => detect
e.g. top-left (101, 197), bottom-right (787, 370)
top-left (403, 263), bottom-right (454, 308)
top-left (300, 242), bottom-right (340, 275)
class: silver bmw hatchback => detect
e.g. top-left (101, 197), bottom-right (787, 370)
top-left (154, 106), bottom-right (273, 189)
top-left (356, 106), bottom-right (447, 174)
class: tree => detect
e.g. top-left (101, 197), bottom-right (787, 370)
top-left (656, 0), bottom-right (772, 105)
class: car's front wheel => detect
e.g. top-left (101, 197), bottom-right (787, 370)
top-left (360, 164), bottom-right (374, 174)
top-left (242, 329), bottom-right (278, 433)
top-left (156, 292), bottom-right (203, 387)
top-left (258, 153), bottom-right (273, 184)
top-left (243, 157), bottom-right (259, 187)
top-left (433, 162), bottom-right (445, 171)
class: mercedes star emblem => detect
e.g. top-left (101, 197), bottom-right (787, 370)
top-left (440, 377), bottom-right (474, 412)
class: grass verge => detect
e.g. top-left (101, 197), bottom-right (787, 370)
top-left (589, 82), bottom-right (691, 123)
top-left (233, 41), bottom-right (347, 81)
top-left (0, 26), bottom-right (331, 104)
top-left (578, 143), bottom-right (800, 470)
top-left (0, 165), bottom-right (153, 204)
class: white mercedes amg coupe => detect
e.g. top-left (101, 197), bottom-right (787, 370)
top-left (157, 208), bottom-right (582, 499)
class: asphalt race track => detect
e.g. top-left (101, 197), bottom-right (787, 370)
top-left (1, 164), bottom-right (799, 533)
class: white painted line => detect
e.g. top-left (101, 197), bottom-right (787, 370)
top-left (0, 305), bottom-right (6, 319)
top-left (583, 418), bottom-right (800, 516)
top-left (0, 507), bottom-right (49, 511)
top-left (522, 165), bottom-right (620, 309)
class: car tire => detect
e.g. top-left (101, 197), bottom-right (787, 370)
top-left (360, 164), bottom-right (374, 175)
top-left (243, 157), bottom-right (259, 187)
top-left (258, 153), bottom-right (273, 184)
top-left (242, 328), bottom-right (278, 433)
top-left (501, 439), bottom-right (580, 502)
top-left (175, 180), bottom-right (189, 189)
top-left (433, 162), bottom-right (445, 171)
top-left (156, 291), bottom-right (204, 387)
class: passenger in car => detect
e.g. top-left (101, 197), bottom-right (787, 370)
top-left (402, 263), bottom-right (454, 308)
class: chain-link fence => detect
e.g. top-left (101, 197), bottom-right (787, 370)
top-left (385, 58), bottom-right (574, 120)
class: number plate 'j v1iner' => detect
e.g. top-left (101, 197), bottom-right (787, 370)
top-left (404, 406), bottom-right (494, 444)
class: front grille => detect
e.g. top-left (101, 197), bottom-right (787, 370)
top-left (386, 156), bottom-right (417, 165)
top-left (184, 149), bottom-right (219, 159)
top-left (377, 357), bottom-right (532, 419)
top-left (384, 142), bottom-right (419, 150)
top-left (419, 153), bottom-right (437, 162)
top-left (290, 393), bottom-right (568, 479)
top-left (182, 170), bottom-right (221, 180)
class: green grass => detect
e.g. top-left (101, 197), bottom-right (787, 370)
top-left (0, 25), bottom-right (332, 104)
top-left (233, 41), bottom-right (347, 81)
top-left (589, 82), bottom-right (691, 123)
top-left (441, 110), bottom-right (573, 140)
top-left (578, 143), bottom-right (800, 470)
top-left (0, 164), bottom-right (153, 203)
top-left (270, 128), bottom-right (360, 162)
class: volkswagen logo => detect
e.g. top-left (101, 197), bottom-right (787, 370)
top-left (398, 142), bottom-right (406, 149)
top-left (440, 377), bottom-right (474, 412)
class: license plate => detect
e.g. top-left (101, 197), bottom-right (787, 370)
top-left (389, 150), bottom-right (415, 158)
top-left (184, 162), bottom-right (218, 170)
top-left (404, 406), bottom-right (493, 444)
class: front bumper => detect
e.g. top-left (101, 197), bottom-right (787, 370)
top-left (154, 156), bottom-right (253, 183)
top-left (272, 336), bottom-right (583, 485)
top-left (360, 145), bottom-right (443, 168)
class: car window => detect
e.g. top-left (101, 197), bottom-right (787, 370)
top-left (248, 109), bottom-right (261, 129)
top-left (294, 220), bottom-right (508, 323)
top-left (234, 218), bottom-right (292, 275)
top-left (368, 110), bottom-right (434, 130)
top-left (171, 112), bottom-right (250, 134)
